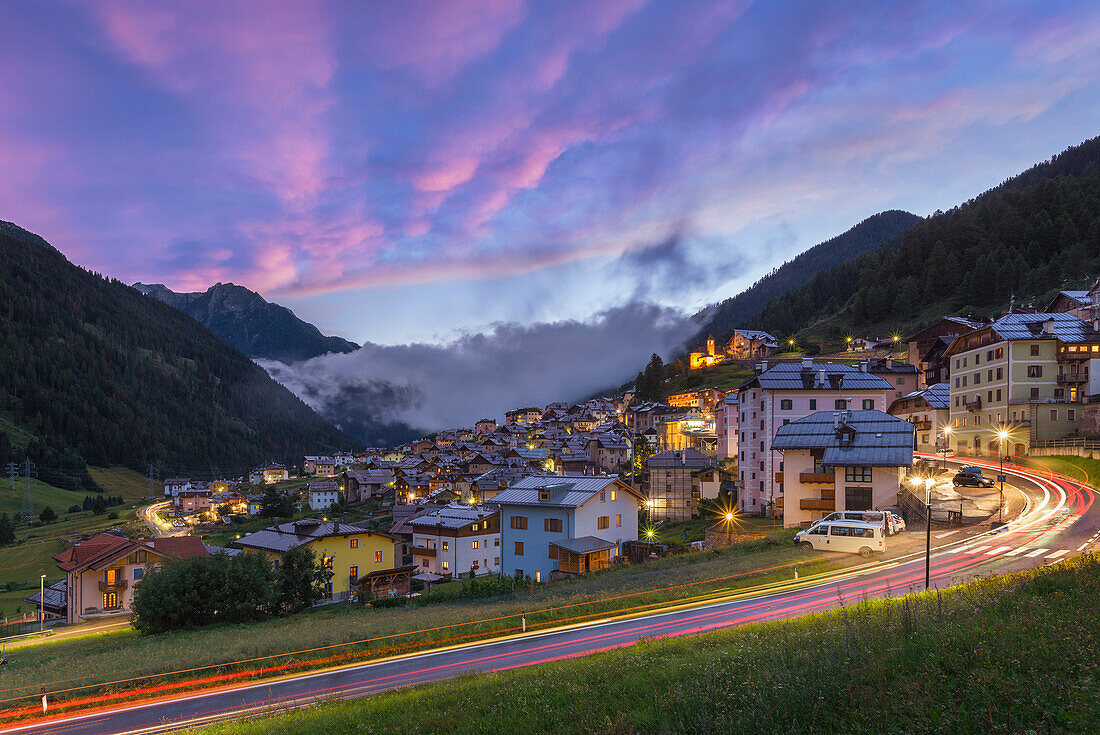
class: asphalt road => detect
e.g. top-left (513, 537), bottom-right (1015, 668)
top-left (8, 457), bottom-right (1096, 735)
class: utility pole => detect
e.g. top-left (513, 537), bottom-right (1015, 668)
top-left (146, 463), bottom-right (159, 499)
top-left (20, 458), bottom-right (36, 524)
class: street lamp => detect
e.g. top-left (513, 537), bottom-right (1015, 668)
top-left (941, 426), bottom-right (952, 472)
top-left (39, 574), bottom-right (46, 631)
top-left (995, 428), bottom-right (1009, 528)
top-left (923, 478), bottom-right (934, 590)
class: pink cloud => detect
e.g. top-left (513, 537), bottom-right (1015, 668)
top-left (414, 156), bottom-right (481, 193)
top-left (361, 0), bottom-right (528, 86)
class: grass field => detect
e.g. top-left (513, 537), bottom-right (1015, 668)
top-left (199, 552), bottom-right (1100, 735)
top-left (0, 532), bottom-right (845, 711)
top-left (1020, 454), bottom-right (1100, 488)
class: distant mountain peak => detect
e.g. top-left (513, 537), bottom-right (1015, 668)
top-left (133, 281), bottom-right (359, 364)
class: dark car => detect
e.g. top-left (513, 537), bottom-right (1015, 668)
top-left (958, 466), bottom-right (986, 476)
top-left (953, 470), bottom-right (995, 488)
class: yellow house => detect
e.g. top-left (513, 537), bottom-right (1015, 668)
top-left (236, 519), bottom-right (399, 601)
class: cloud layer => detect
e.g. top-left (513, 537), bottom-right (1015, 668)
top-left (1, 1), bottom-right (1099, 344)
top-left (259, 302), bottom-right (692, 442)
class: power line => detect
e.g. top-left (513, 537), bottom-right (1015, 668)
top-left (19, 458), bottom-right (37, 523)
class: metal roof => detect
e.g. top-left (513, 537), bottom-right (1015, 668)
top-left (771, 410), bottom-right (914, 467)
top-left (236, 519), bottom-right (393, 553)
top-left (407, 504), bottom-right (497, 530)
top-left (740, 361), bottom-right (894, 392)
top-left (733, 328), bottom-right (778, 345)
top-left (550, 536), bottom-right (616, 554)
top-left (989, 312), bottom-right (1100, 343)
top-left (896, 382), bottom-right (950, 410)
top-left (490, 475), bottom-right (621, 508)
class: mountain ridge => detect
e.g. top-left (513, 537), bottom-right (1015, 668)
top-left (133, 282), bottom-right (359, 364)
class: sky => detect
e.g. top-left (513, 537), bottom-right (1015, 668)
top-left (2, 0), bottom-right (1099, 348)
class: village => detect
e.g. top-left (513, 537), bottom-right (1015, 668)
top-left (31, 284), bottom-right (1100, 626)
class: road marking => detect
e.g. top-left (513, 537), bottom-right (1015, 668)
top-left (968, 545), bottom-right (992, 553)
top-left (1078, 543), bottom-right (1091, 552)
top-left (984, 546), bottom-right (1012, 556)
top-left (1004, 547), bottom-right (1029, 557)
top-left (934, 529), bottom-right (962, 539)
top-left (1023, 548), bottom-right (1049, 558)
top-left (1045, 549), bottom-right (1069, 560)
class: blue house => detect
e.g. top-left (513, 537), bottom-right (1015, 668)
top-left (492, 475), bottom-right (644, 582)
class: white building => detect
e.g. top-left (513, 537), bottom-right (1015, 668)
top-left (408, 504), bottom-right (500, 578)
top-left (736, 360), bottom-right (895, 519)
top-left (308, 481), bottom-right (341, 511)
top-left (771, 410), bottom-right (913, 527)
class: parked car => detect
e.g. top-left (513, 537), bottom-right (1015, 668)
top-left (812, 510), bottom-right (904, 536)
top-left (795, 520), bottom-right (886, 557)
top-left (953, 470), bottom-right (995, 488)
top-left (958, 466), bottom-right (986, 476)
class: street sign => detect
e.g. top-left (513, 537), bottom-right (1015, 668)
top-left (997, 474), bottom-right (1006, 483)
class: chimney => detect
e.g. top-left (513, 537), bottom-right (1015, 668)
top-left (858, 361), bottom-right (868, 372)
top-left (760, 360), bottom-right (768, 372)
top-left (832, 412), bottom-right (840, 429)
top-left (1043, 318), bottom-right (1055, 335)
top-left (801, 358), bottom-right (813, 371)
top-left (333, 518), bottom-right (340, 535)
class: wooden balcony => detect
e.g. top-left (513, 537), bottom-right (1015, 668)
top-left (99, 579), bottom-right (128, 592)
top-left (800, 497), bottom-right (835, 511)
top-left (411, 546), bottom-right (436, 558)
top-left (966, 399), bottom-right (982, 413)
top-left (913, 420), bottom-right (932, 431)
top-left (1058, 372), bottom-right (1087, 384)
top-left (798, 471), bottom-right (834, 484)
top-left (775, 496), bottom-right (784, 510)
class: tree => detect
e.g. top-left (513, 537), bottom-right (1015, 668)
top-left (39, 506), bottom-right (57, 523)
top-left (0, 513), bottom-right (14, 546)
top-left (274, 545), bottom-right (332, 614)
top-left (259, 487), bottom-right (295, 518)
top-left (633, 434), bottom-right (655, 474)
top-left (218, 551), bottom-right (276, 623)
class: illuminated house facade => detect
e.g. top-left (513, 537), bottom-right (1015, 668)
top-left (689, 330), bottom-right (779, 369)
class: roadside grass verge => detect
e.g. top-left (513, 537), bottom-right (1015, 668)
top-left (1019, 454), bottom-right (1100, 488)
top-left (0, 535), bottom-right (843, 716)
top-left (200, 552), bottom-right (1100, 735)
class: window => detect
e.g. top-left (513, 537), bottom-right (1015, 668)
top-left (321, 556), bottom-right (334, 570)
top-left (780, 399), bottom-right (793, 410)
top-left (975, 416), bottom-right (981, 425)
top-left (544, 518), bottom-right (562, 532)
top-left (987, 390), bottom-right (993, 402)
top-left (862, 399), bottom-right (874, 410)
top-left (844, 467), bottom-right (872, 482)
top-left (897, 377), bottom-right (906, 385)
top-left (515, 569), bottom-right (523, 578)
top-left (510, 515), bottom-right (528, 530)
top-left (441, 560), bottom-right (449, 571)
top-left (472, 540), bottom-right (479, 549)
top-left (597, 516), bottom-right (610, 530)
top-left (996, 389), bottom-right (1002, 401)
top-left (323, 582), bottom-right (333, 600)
top-left (374, 550), bottom-right (384, 563)
top-left (1027, 365), bottom-right (1043, 378)
top-left (133, 568), bottom-right (143, 580)
top-left (349, 565), bottom-right (358, 583)
top-left (1069, 409), bottom-right (1076, 421)
top-left (1030, 387), bottom-right (1040, 399)
top-left (834, 399), bottom-right (847, 410)
top-left (538, 489), bottom-right (550, 501)
top-left (494, 557), bottom-right (499, 565)
top-left (809, 399), bottom-right (817, 410)
top-left (471, 524), bottom-right (479, 532)
top-left (975, 354), bottom-right (981, 365)
top-left (845, 486), bottom-right (873, 510)
top-left (987, 369), bottom-right (993, 381)
top-left (1030, 344), bottom-right (1040, 356)
top-left (1050, 409), bottom-right (1059, 421)
top-left (987, 350), bottom-right (993, 360)
top-left (611, 490), bottom-right (617, 501)
top-left (973, 373), bottom-right (980, 385)
top-left (514, 541), bottom-right (524, 556)
top-left (349, 538), bottom-right (359, 549)
top-left (442, 541), bottom-right (449, 552)
top-left (495, 538), bottom-right (500, 547)
top-left (599, 490), bottom-right (606, 502)
top-left (961, 376), bottom-right (967, 386)
top-left (783, 419), bottom-right (790, 426)
top-left (996, 347), bottom-right (1003, 358)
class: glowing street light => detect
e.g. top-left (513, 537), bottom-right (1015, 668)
top-left (923, 477), bottom-right (935, 589)
top-left (995, 428), bottom-right (1010, 527)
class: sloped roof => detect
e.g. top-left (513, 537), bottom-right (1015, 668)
top-left (550, 536), bottom-right (616, 554)
top-left (647, 449), bottom-right (716, 469)
top-left (345, 469), bottom-right (394, 484)
top-left (406, 504), bottom-right (498, 530)
top-left (24, 579), bottom-right (67, 614)
top-left (771, 410), bottom-right (913, 467)
top-left (899, 382), bottom-right (950, 409)
top-left (236, 519), bottom-right (396, 553)
top-left (472, 466), bottom-right (554, 490)
top-left (491, 475), bottom-right (625, 508)
top-left (740, 362), bottom-right (894, 392)
top-left (732, 328), bottom-right (778, 345)
top-left (988, 312), bottom-right (1100, 343)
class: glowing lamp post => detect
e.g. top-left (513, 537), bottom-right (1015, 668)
top-left (995, 429), bottom-right (1009, 528)
top-left (941, 426), bottom-right (952, 471)
top-left (923, 477), bottom-right (934, 590)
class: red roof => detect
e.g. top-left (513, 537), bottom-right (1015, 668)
top-left (149, 536), bottom-right (207, 560)
top-left (53, 532), bottom-right (208, 573)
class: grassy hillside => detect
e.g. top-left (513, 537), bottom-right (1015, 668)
top-left (750, 135), bottom-right (1100, 349)
top-left (201, 553), bottom-right (1100, 735)
top-left (0, 221), bottom-right (359, 487)
top-left (692, 210), bottom-right (920, 348)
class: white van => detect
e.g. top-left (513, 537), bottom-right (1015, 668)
top-left (794, 520), bottom-right (885, 557)
top-left (812, 510), bottom-right (903, 536)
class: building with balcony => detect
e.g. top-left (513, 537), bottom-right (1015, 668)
top-left (646, 449), bottom-right (720, 522)
top-left (53, 533), bottom-right (208, 624)
top-left (771, 410), bottom-right (914, 527)
top-left (735, 360), bottom-right (895, 518)
top-left (492, 475), bottom-right (644, 583)
top-left (888, 382), bottom-right (950, 454)
top-left (714, 393), bottom-right (739, 460)
top-left (407, 504), bottom-right (500, 578)
top-left (942, 313), bottom-right (1100, 456)
top-left (236, 519), bottom-right (400, 602)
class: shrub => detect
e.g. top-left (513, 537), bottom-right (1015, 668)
top-left (368, 596), bottom-right (407, 609)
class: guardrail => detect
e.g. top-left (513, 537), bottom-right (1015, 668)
top-left (1031, 437), bottom-right (1100, 450)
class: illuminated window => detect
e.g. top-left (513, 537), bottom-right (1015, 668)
top-left (349, 565), bottom-right (358, 583)
top-left (616, 514), bottom-right (622, 527)
top-left (610, 490), bottom-right (616, 501)
top-left (322, 556), bottom-right (334, 570)
top-left (598, 516), bottom-right (610, 530)
top-left (349, 538), bottom-right (358, 549)
top-left (374, 550), bottom-right (383, 563)
top-left (472, 540), bottom-right (479, 549)
top-left (441, 560), bottom-right (449, 571)
top-left (442, 541), bottom-right (449, 552)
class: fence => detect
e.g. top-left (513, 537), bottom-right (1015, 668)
top-left (898, 488), bottom-right (964, 527)
top-left (0, 616), bottom-right (39, 641)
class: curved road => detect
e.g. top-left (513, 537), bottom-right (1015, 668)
top-left (7, 458), bottom-right (1097, 735)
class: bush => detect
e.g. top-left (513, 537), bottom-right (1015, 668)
top-left (39, 506), bottom-right (57, 523)
top-left (68, 504), bottom-right (82, 514)
top-left (107, 511), bottom-right (119, 520)
top-left (368, 596), bottom-right (407, 609)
